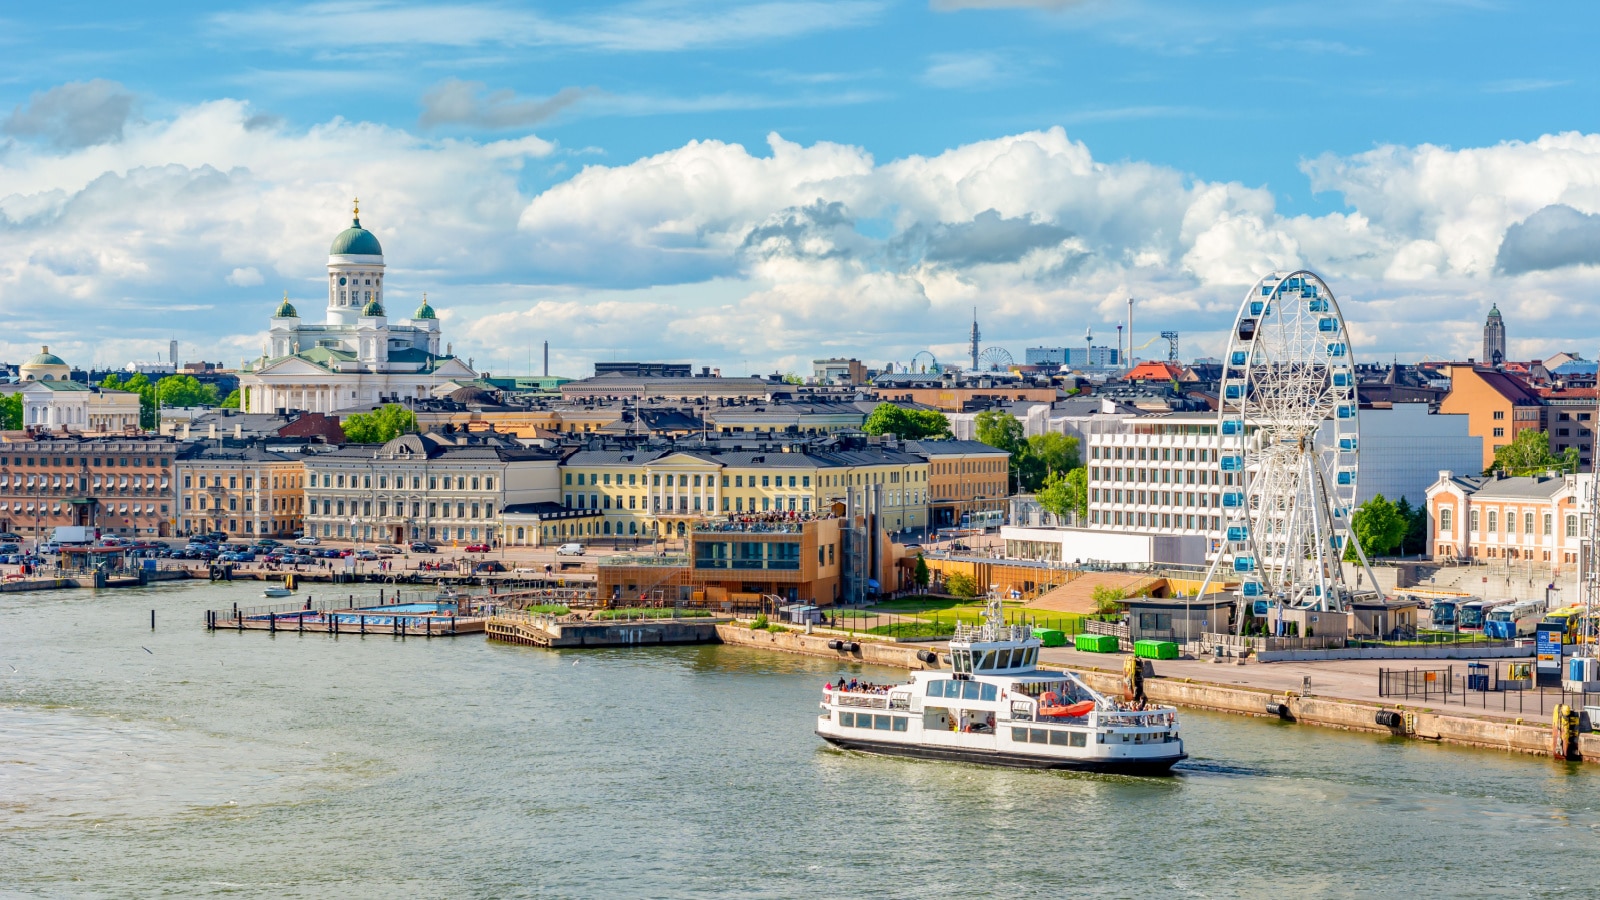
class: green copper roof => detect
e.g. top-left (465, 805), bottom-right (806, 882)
top-left (26, 347), bottom-right (67, 366)
top-left (361, 298), bottom-right (385, 317)
top-left (273, 296), bottom-right (299, 318)
top-left (413, 298), bottom-right (437, 319)
top-left (330, 216), bottom-right (383, 257)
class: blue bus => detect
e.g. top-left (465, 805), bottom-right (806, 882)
top-left (1459, 599), bottom-right (1514, 632)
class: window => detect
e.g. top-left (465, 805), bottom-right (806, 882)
top-left (1487, 510), bottom-right (1497, 533)
top-left (1525, 512), bottom-right (1534, 535)
top-left (1492, 427), bottom-right (1505, 438)
top-left (1493, 410), bottom-right (1505, 420)
top-left (1470, 509), bottom-right (1479, 532)
top-left (1568, 514), bottom-right (1579, 538)
top-left (1439, 508), bottom-right (1453, 531)
top-left (1544, 513), bottom-right (1552, 535)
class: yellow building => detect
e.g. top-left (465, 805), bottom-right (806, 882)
top-left (559, 440), bottom-right (932, 541)
top-left (174, 442), bottom-right (308, 538)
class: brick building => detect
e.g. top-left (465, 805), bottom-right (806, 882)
top-left (0, 433), bottom-right (178, 540)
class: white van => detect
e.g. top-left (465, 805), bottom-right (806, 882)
top-left (556, 543), bottom-right (585, 556)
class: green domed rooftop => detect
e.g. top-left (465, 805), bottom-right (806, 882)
top-left (329, 199), bottom-right (383, 257)
top-left (26, 346), bottom-right (67, 367)
top-left (273, 293), bottom-right (299, 318)
top-left (413, 294), bottom-right (437, 320)
top-left (361, 298), bottom-right (385, 317)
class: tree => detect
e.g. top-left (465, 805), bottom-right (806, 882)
top-left (975, 409), bottom-right (1025, 490)
top-left (341, 404), bottom-right (417, 444)
top-left (1063, 467), bottom-right (1088, 520)
top-left (1348, 493), bottom-right (1408, 560)
top-left (1091, 584), bottom-right (1127, 618)
top-left (974, 409), bottom-right (1023, 453)
top-left (781, 372), bottom-right (804, 385)
top-left (913, 554), bottom-right (931, 589)
top-left (944, 571), bottom-right (977, 599)
top-left (220, 389), bottom-right (241, 409)
top-left (1026, 432), bottom-right (1080, 477)
top-left (1490, 428), bottom-right (1578, 476)
top-left (1394, 496), bottom-right (1427, 557)
top-left (861, 403), bottom-right (950, 440)
top-left (101, 372), bottom-right (158, 429)
top-left (0, 393), bottom-right (20, 430)
top-left (155, 375), bottom-right (220, 409)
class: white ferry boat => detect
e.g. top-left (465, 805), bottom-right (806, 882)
top-left (816, 600), bottom-right (1186, 775)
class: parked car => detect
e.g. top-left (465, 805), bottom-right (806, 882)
top-left (0, 532), bottom-right (21, 542)
top-left (410, 541), bottom-right (436, 553)
top-left (295, 535), bottom-right (321, 545)
top-left (375, 544), bottom-right (404, 555)
top-left (556, 543), bottom-right (585, 556)
top-left (473, 560), bottom-right (506, 573)
top-left (353, 549), bottom-right (378, 561)
top-left (255, 539), bottom-right (283, 548)
top-left (464, 543), bottom-right (490, 553)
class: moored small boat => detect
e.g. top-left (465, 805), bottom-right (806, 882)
top-left (262, 586), bottom-right (293, 598)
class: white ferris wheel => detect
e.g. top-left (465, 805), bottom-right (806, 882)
top-left (1196, 270), bottom-right (1381, 614)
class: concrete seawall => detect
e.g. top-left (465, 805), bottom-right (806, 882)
top-left (712, 624), bottom-right (1578, 763)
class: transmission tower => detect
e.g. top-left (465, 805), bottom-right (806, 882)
top-left (969, 308), bottom-right (980, 372)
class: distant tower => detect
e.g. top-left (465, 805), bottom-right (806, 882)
top-left (1483, 303), bottom-right (1506, 367)
top-left (1126, 297), bottom-right (1135, 364)
top-left (1084, 325), bottom-right (1093, 369)
top-left (1116, 324), bottom-right (1123, 365)
top-left (969, 308), bottom-right (980, 372)
top-left (169, 339), bottom-right (179, 368)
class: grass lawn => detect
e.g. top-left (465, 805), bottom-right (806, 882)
top-left (866, 621), bottom-right (955, 639)
top-left (522, 604), bottom-right (570, 615)
top-left (593, 607), bottom-right (713, 620)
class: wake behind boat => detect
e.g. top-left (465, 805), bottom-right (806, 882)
top-left (815, 598), bottom-right (1186, 775)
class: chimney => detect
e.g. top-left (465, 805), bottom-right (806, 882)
top-left (181, 423), bottom-right (191, 440)
top-left (234, 424), bottom-right (243, 439)
top-left (208, 423), bottom-right (217, 440)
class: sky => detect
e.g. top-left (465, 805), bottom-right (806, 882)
top-left (2, 0), bottom-right (1599, 378)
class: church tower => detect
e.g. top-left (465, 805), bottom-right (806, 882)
top-left (1483, 303), bottom-right (1506, 367)
top-left (326, 198), bottom-right (385, 327)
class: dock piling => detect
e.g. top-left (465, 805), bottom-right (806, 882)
top-left (151, 609), bottom-right (155, 630)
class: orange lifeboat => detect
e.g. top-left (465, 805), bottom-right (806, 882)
top-left (1039, 700), bottom-right (1096, 718)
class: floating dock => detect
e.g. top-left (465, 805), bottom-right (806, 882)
top-left (206, 595), bottom-right (489, 637)
top-left (486, 611), bottom-right (725, 648)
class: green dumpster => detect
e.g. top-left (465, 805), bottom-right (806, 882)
top-left (1075, 633), bottom-right (1119, 653)
top-left (1133, 639), bottom-right (1179, 660)
top-left (1032, 627), bottom-right (1066, 647)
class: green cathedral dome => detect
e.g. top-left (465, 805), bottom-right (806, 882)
top-left (329, 199), bottom-right (383, 256)
top-left (413, 295), bottom-right (437, 320)
top-left (273, 294), bottom-right (299, 318)
top-left (361, 298), bottom-right (385, 317)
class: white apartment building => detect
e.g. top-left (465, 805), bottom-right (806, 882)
top-left (1085, 413), bottom-right (1230, 552)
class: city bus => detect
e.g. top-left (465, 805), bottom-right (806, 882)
top-left (1458, 598), bottom-right (1515, 632)
top-left (1483, 599), bottom-right (1548, 639)
top-left (1394, 589), bottom-right (1476, 629)
top-left (1541, 606), bottom-right (1591, 645)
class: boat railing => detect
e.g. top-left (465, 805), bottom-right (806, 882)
top-left (831, 693), bottom-right (889, 710)
top-left (1096, 710), bottom-right (1177, 728)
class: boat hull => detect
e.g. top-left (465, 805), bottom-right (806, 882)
top-left (818, 731), bottom-right (1185, 776)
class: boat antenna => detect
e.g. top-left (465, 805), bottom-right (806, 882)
top-left (1584, 353), bottom-right (1600, 656)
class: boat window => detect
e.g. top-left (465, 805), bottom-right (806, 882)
top-left (996, 649), bottom-right (1013, 668)
top-left (840, 712), bottom-right (854, 727)
top-left (874, 714), bottom-right (891, 730)
top-left (952, 650), bottom-right (971, 673)
top-left (972, 651), bottom-right (988, 671)
top-left (980, 684), bottom-right (997, 702)
top-left (1070, 732), bottom-right (1086, 747)
top-left (961, 681), bottom-right (982, 700)
top-left (892, 717), bottom-right (908, 732)
top-left (1011, 727), bottom-right (1028, 742)
top-left (1049, 730), bottom-right (1070, 746)
top-left (1030, 728), bottom-right (1047, 744)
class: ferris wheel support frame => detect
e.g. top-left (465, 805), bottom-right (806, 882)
top-left (1192, 270), bottom-right (1383, 637)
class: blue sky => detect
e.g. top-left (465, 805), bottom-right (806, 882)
top-left (2, 1), bottom-right (1599, 375)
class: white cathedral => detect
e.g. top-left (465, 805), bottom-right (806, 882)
top-left (239, 202), bottom-right (477, 414)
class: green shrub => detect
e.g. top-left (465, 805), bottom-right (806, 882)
top-left (751, 613), bottom-right (770, 630)
top-left (944, 571), bottom-right (978, 599)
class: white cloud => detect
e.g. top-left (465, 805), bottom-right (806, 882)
top-left (226, 266), bottom-right (264, 286)
top-left (7, 90), bottom-right (1600, 375)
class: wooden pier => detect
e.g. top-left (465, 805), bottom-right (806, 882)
top-left (205, 594), bottom-right (490, 638)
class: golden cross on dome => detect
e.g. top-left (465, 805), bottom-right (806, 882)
top-left (352, 197), bottom-right (361, 222)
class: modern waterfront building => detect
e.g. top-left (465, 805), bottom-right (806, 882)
top-left (903, 439), bottom-right (1011, 528)
top-left (597, 515), bottom-right (847, 606)
top-left (300, 431), bottom-right (560, 546)
top-left (238, 202), bottom-right (476, 415)
top-left (0, 434), bottom-right (177, 539)
top-left (1355, 403), bottom-right (1481, 505)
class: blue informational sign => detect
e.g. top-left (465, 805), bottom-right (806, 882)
top-left (1536, 627), bottom-right (1562, 673)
